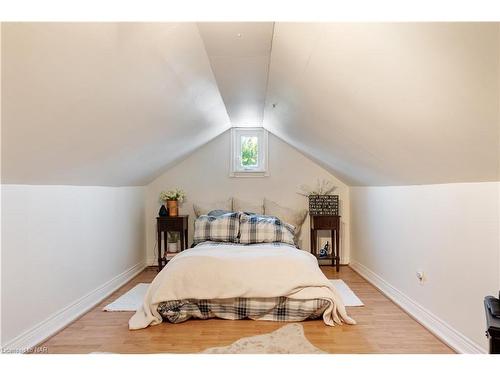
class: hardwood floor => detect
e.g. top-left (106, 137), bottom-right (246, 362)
top-left (39, 266), bottom-right (454, 354)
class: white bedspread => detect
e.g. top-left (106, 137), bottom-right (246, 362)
top-left (129, 242), bottom-right (356, 329)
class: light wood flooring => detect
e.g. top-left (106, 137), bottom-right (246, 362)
top-left (39, 266), bottom-right (454, 354)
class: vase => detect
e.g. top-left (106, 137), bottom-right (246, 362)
top-left (158, 204), bottom-right (168, 217)
top-left (167, 200), bottom-right (178, 216)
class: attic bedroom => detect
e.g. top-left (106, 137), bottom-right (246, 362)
top-left (1, 8), bottom-right (500, 368)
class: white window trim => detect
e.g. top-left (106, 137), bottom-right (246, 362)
top-left (230, 127), bottom-right (269, 178)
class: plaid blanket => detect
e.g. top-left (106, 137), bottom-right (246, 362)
top-left (194, 240), bottom-right (296, 248)
top-left (239, 213), bottom-right (296, 246)
top-left (193, 212), bottom-right (240, 244)
top-left (157, 297), bottom-right (329, 323)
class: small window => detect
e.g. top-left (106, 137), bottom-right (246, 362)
top-left (230, 127), bottom-right (268, 177)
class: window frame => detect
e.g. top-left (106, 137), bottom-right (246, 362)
top-left (230, 127), bottom-right (269, 177)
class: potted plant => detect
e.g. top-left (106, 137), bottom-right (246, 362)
top-left (166, 231), bottom-right (180, 253)
top-left (159, 189), bottom-right (185, 217)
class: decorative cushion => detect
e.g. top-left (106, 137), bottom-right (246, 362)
top-left (239, 213), bottom-right (296, 246)
top-left (263, 199), bottom-right (308, 234)
top-left (193, 212), bottom-right (240, 245)
top-left (193, 198), bottom-right (233, 217)
top-left (232, 197), bottom-right (264, 215)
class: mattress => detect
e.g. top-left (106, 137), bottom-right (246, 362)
top-left (155, 242), bottom-right (330, 323)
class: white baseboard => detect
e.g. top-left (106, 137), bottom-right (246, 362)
top-left (349, 260), bottom-right (486, 354)
top-left (2, 260), bottom-right (147, 353)
top-left (147, 257), bottom-right (157, 267)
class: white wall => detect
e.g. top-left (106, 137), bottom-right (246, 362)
top-left (1, 184), bottom-right (146, 347)
top-left (2, 23), bottom-right (230, 186)
top-left (146, 130), bottom-right (350, 264)
top-left (265, 23), bottom-right (499, 186)
top-left (350, 182), bottom-right (500, 352)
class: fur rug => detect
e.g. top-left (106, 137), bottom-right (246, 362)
top-left (201, 323), bottom-right (326, 354)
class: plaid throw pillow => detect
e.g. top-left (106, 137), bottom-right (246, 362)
top-left (239, 213), bottom-right (296, 246)
top-left (193, 212), bottom-right (240, 245)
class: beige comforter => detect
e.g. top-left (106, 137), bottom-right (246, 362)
top-left (129, 242), bottom-right (356, 329)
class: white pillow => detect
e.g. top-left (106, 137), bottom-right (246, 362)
top-left (233, 197), bottom-right (264, 215)
top-left (263, 198), bottom-right (308, 234)
top-left (193, 198), bottom-right (233, 218)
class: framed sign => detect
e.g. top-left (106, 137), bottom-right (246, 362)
top-left (308, 195), bottom-right (339, 215)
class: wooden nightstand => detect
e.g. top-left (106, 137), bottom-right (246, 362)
top-left (310, 215), bottom-right (341, 271)
top-left (157, 215), bottom-right (189, 272)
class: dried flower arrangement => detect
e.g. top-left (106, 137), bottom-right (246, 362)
top-left (297, 179), bottom-right (337, 197)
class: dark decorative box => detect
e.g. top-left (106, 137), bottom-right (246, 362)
top-left (308, 195), bottom-right (339, 215)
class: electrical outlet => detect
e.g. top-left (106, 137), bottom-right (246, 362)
top-left (416, 270), bottom-right (425, 284)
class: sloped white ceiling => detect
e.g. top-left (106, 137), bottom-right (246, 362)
top-left (197, 22), bottom-right (273, 126)
top-left (264, 23), bottom-right (500, 185)
top-left (2, 22), bottom-right (499, 187)
top-left (1, 23), bottom-right (230, 186)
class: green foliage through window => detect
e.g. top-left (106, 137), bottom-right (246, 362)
top-left (241, 136), bottom-right (259, 167)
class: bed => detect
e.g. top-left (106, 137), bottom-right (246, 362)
top-left (129, 210), bottom-right (355, 330)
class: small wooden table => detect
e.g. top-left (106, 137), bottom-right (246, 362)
top-left (310, 215), bottom-right (341, 271)
top-left (157, 215), bottom-right (189, 272)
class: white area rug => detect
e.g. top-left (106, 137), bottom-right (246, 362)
top-left (103, 283), bottom-right (149, 311)
top-left (329, 279), bottom-right (364, 306)
top-left (104, 279), bottom-right (363, 311)
top-left (201, 323), bottom-right (325, 354)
